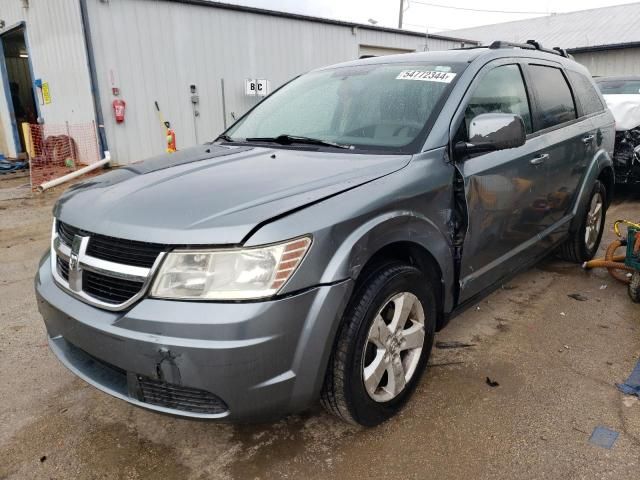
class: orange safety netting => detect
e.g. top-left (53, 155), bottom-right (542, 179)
top-left (27, 122), bottom-right (101, 191)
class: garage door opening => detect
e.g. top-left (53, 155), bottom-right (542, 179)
top-left (358, 45), bottom-right (414, 58)
top-left (1, 26), bottom-right (38, 157)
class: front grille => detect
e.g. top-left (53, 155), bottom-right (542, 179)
top-left (137, 375), bottom-right (228, 414)
top-left (82, 270), bottom-right (144, 304)
top-left (57, 221), bottom-right (86, 246)
top-left (56, 256), bottom-right (69, 280)
top-left (57, 221), bottom-right (167, 268)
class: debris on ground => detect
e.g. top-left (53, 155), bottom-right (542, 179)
top-left (435, 341), bottom-right (477, 349)
top-left (486, 377), bottom-right (500, 388)
top-left (617, 359), bottom-right (640, 397)
top-left (588, 426), bottom-right (619, 449)
top-left (568, 293), bottom-right (589, 301)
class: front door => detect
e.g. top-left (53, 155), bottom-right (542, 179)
top-left (452, 60), bottom-right (554, 303)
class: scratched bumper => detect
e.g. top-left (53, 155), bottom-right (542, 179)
top-left (35, 252), bottom-right (352, 421)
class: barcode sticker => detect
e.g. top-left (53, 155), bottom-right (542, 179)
top-left (396, 70), bottom-right (457, 83)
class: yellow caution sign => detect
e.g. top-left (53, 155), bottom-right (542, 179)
top-left (42, 82), bottom-right (51, 104)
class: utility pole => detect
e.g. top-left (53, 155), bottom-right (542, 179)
top-left (398, 0), bottom-right (404, 29)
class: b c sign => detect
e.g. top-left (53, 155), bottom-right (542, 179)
top-left (245, 79), bottom-right (270, 97)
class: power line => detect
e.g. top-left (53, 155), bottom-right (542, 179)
top-left (404, 22), bottom-right (456, 31)
top-left (409, 0), bottom-right (554, 15)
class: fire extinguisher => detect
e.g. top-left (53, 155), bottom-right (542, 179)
top-left (112, 99), bottom-right (126, 123)
top-left (165, 121), bottom-right (177, 153)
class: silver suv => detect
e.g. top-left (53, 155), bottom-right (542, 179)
top-left (36, 41), bottom-right (615, 426)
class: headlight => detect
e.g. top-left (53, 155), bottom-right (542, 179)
top-left (150, 236), bottom-right (311, 300)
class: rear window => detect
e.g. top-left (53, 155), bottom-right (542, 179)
top-left (596, 79), bottom-right (640, 95)
top-left (568, 71), bottom-right (605, 116)
top-left (528, 65), bottom-right (577, 130)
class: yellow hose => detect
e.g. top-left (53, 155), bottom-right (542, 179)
top-left (582, 238), bottom-right (635, 283)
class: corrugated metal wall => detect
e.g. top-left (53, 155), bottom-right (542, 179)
top-left (86, 0), bottom-right (463, 165)
top-left (0, 0), bottom-right (95, 157)
top-left (573, 48), bottom-right (640, 76)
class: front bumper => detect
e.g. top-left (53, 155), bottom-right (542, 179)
top-left (35, 253), bottom-right (352, 421)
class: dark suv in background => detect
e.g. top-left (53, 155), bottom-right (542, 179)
top-left (36, 41), bottom-right (615, 426)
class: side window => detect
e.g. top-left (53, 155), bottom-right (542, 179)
top-left (464, 64), bottom-right (533, 135)
top-left (528, 65), bottom-right (577, 130)
top-left (567, 70), bottom-right (605, 116)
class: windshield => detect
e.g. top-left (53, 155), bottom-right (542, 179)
top-left (224, 62), bottom-right (465, 152)
top-left (596, 79), bottom-right (640, 95)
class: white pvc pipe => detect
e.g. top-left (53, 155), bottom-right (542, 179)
top-left (38, 152), bottom-right (111, 193)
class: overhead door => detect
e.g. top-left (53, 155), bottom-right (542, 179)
top-left (358, 45), bottom-right (414, 58)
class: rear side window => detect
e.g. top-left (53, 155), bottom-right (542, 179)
top-left (464, 64), bottom-right (533, 134)
top-left (568, 71), bottom-right (605, 116)
top-left (528, 65), bottom-right (577, 130)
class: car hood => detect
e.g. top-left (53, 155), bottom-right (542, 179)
top-left (54, 144), bottom-right (411, 244)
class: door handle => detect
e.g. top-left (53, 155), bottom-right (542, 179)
top-left (582, 134), bottom-right (595, 144)
top-left (530, 154), bottom-right (549, 165)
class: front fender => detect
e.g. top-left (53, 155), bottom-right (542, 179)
top-left (246, 150), bottom-right (457, 310)
top-left (318, 211), bottom-right (454, 308)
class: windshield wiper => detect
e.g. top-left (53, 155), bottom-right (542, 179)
top-left (214, 134), bottom-right (235, 142)
top-left (244, 134), bottom-right (352, 149)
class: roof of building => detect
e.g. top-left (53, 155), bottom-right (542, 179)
top-left (444, 2), bottom-right (640, 53)
top-left (164, 0), bottom-right (480, 45)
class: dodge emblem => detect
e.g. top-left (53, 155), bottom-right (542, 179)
top-left (68, 235), bottom-right (87, 292)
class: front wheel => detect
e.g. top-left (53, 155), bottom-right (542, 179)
top-left (558, 180), bottom-right (607, 263)
top-left (321, 262), bottom-right (436, 426)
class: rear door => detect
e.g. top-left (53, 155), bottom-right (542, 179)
top-left (453, 59), bottom-right (553, 303)
top-left (521, 62), bottom-right (592, 247)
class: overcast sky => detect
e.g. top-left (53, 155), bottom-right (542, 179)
top-left (216, 0), bottom-right (640, 32)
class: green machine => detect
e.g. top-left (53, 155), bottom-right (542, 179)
top-left (625, 226), bottom-right (640, 303)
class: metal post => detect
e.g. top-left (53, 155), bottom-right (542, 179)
top-left (398, 0), bottom-right (404, 29)
top-left (65, 121), bottom-right (76, 168)
top-left (424, 26), bottom-right (430, 51)
top-left (220, 78), bottom-right (228, 130)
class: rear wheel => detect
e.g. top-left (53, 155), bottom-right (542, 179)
top-left (321, 262), bottom-right (436, 426)
top-left (559, 180), bottom-right (607, 263)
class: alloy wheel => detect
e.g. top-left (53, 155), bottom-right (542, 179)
top-left (362, 292), bottom-right (426, 402)
top-left (585, 192), bottom-right (604, 251)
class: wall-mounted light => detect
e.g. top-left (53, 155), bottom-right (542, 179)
top-left (19, 53), bottom-right (29, 58)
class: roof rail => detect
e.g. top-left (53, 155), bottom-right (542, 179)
top-left (488, 39), bottom-right (571, 58)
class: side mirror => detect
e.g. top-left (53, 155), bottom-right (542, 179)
top-left (454, 113), bottom-right (526, 157)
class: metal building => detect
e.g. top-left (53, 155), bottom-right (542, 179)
top-left (447, 3), bottom-right (640, 77)
top-left (0, 0), bottom-right (476, 165)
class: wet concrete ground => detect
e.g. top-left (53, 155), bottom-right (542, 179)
top-left (1, 176), bottom-right (639, 479)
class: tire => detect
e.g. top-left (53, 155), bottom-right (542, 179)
top-left (629, 272), bottom-right (640, 303)
top-left (320, 262), bottom-right (436, 426)
top-left (558, 180), bottom-right (607, 263)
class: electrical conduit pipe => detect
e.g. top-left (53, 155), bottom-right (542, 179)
top-left (37, 151), bottom-right (111, 193)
